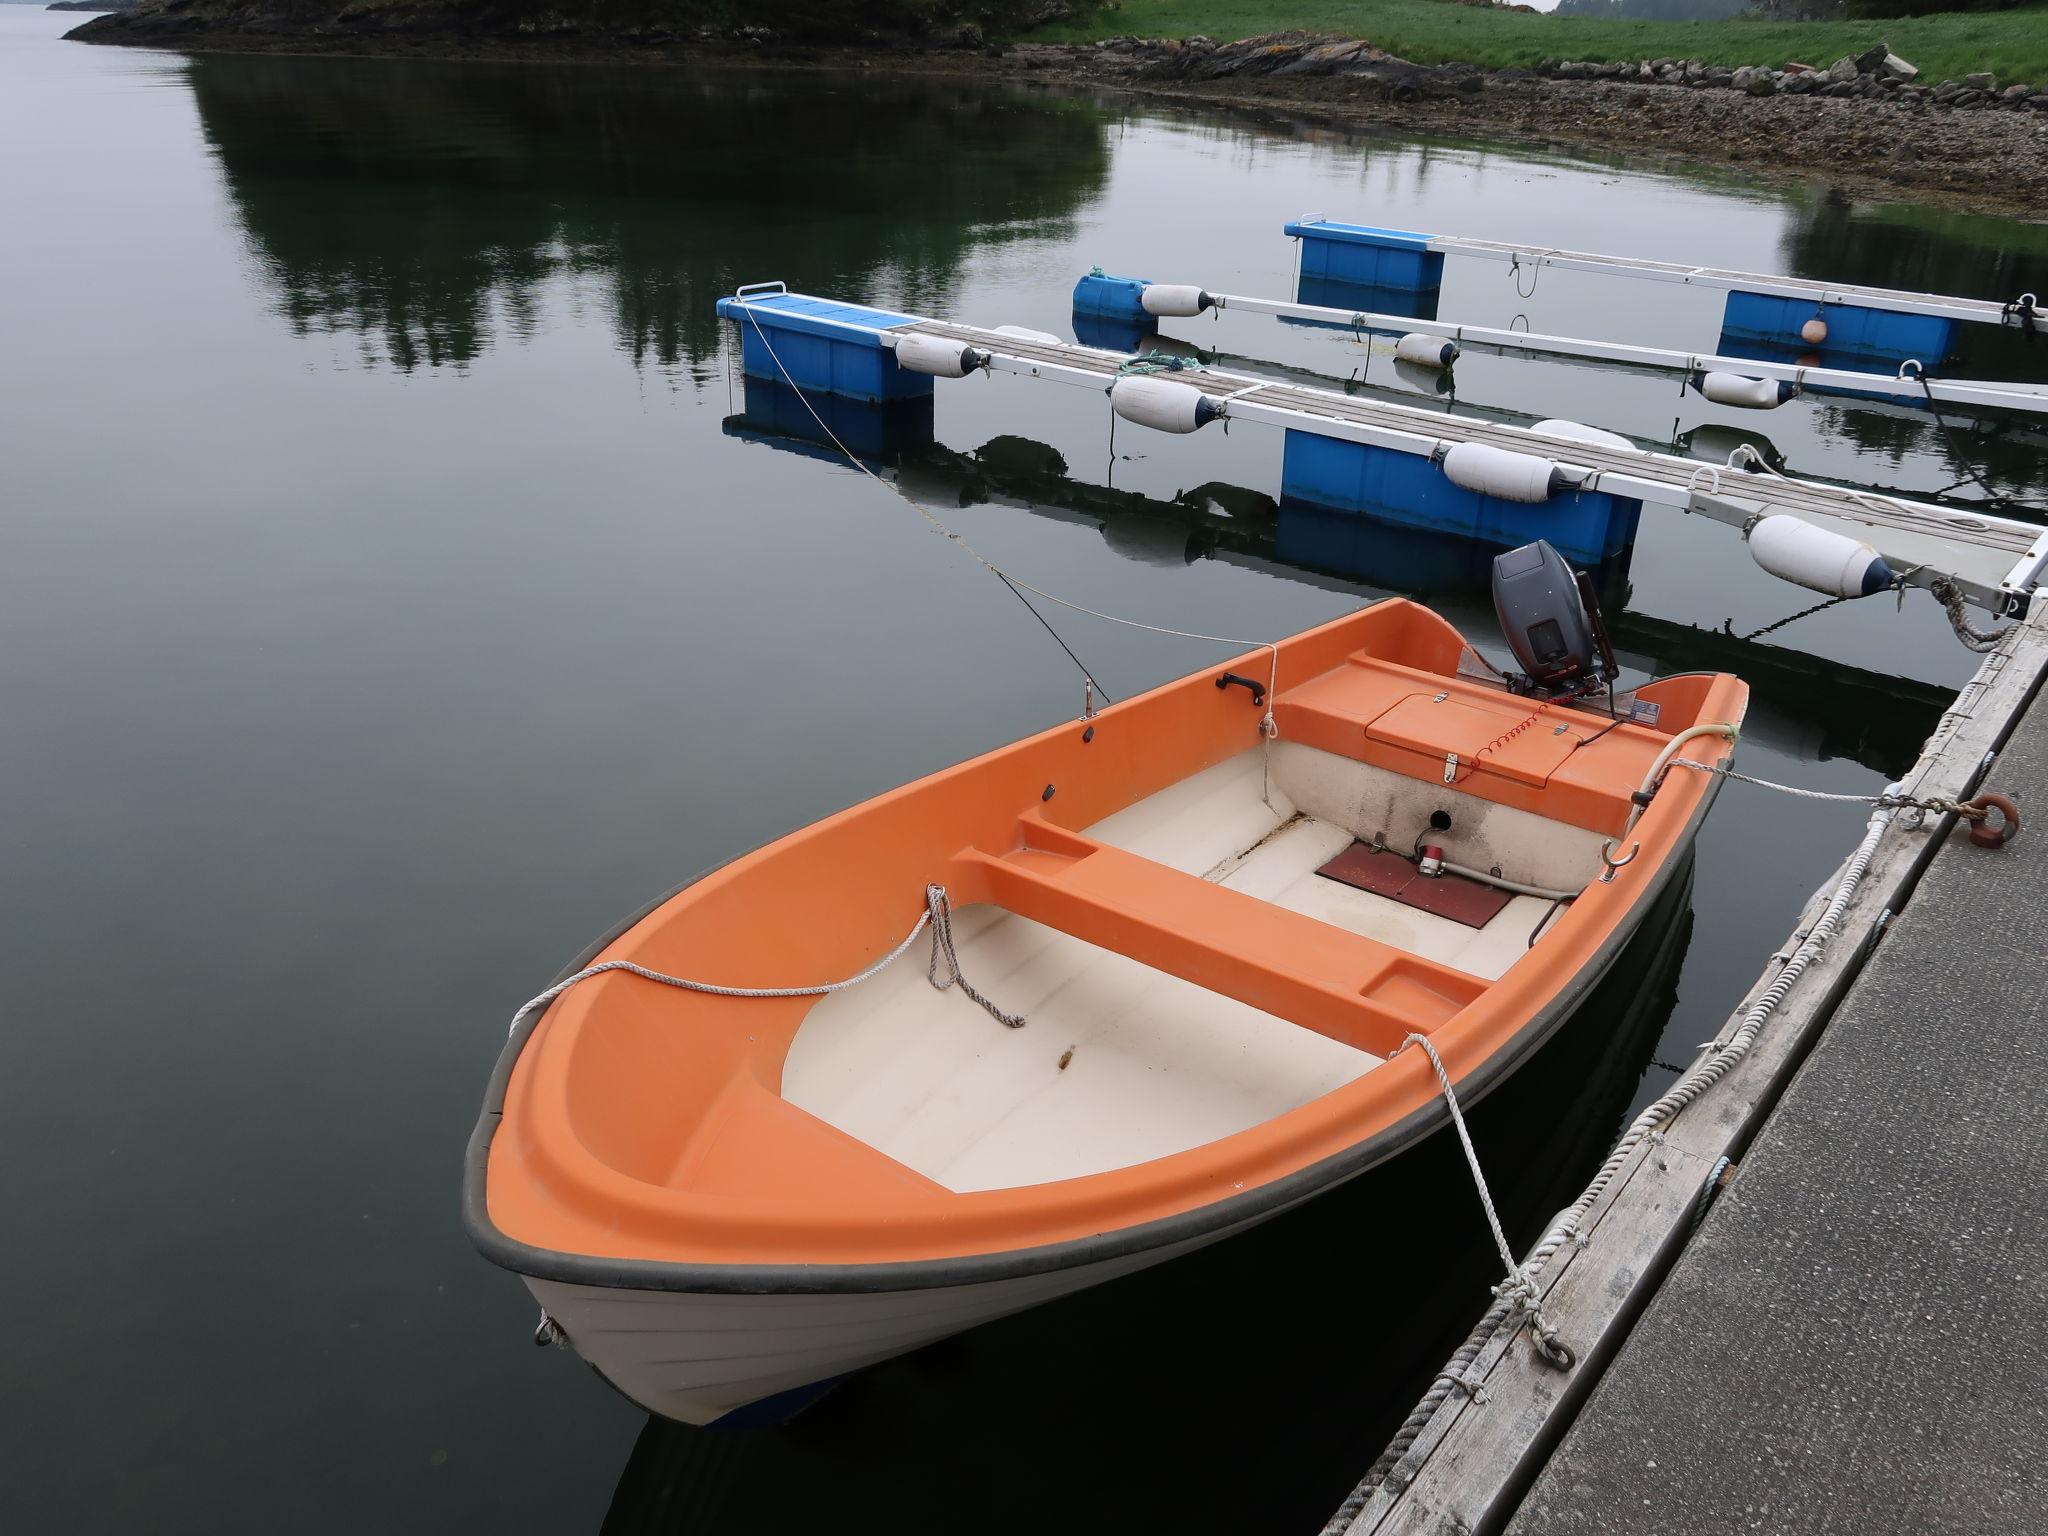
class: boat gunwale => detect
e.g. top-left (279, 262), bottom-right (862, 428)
top-left (462, 618), bottom-right (1735, 1296)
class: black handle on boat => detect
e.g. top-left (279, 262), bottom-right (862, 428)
top-left (1216, 672), bottom-right (1267, 706)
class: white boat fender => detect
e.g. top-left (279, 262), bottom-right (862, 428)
top-left (1441, 441), bottom-right (1576, 503)
top-left (991, 325), bottom-right (1063, 345)
top-left (1699, 371), bottom-right (1797, 410)
top-left (893, 333), bottom-right (990, 379)
top-left (1394, 333), bottom-right (1459, 369)
top-left (1139, 284), bottom-right (1216, 318)
top-left (1531, 419), bottom-right (1634, 452)
top-left (1109, 375), bottom-right (1221, 433)
top-left (1746, 514), bottom-right (1895, 598)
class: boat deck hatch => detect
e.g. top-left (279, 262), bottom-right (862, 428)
top-left (1314, 842), bottom-right (1514, 929)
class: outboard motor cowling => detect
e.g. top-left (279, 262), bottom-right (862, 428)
top-left (1490, 539), bottom-right (1619, 699)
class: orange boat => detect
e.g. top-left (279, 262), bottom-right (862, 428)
top-left (465, 558), bottom-right (1745, 1427)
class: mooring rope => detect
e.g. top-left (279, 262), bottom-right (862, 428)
top-left (505, 884), bottom-right (1021, 1037)
top-left (1321, 802), bottom-right (1896, 1534)
top-left (1399, 1033), bottom-right (1571, 1368)
top-left (1663, 758), bottom-right (1990, 820)
top-left (735, 300), bottom-right (1281, 731)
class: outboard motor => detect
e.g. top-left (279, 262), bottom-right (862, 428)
top-left (1490, 539), bottom-right (1619, 700)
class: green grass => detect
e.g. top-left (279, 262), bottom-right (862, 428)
top-left (1030, 1), bottom-right (2048, 87)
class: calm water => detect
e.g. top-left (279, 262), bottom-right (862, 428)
top-left (4, 12), bottom-right (2045, 1532)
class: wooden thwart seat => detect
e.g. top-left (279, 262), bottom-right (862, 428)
top-left (961, 814), bottom-right (1486, 1058)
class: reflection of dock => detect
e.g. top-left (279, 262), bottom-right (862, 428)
top-left (722, 397), bottom-right (1950, 781)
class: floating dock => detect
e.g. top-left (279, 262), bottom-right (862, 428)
top-left (1324, 615), bottom-right (2048, 1536)
top-left (716, 285), bottom-right (2048, 617)
top-left (1282, 218), bottom-right (2047, 364)
top-left (1070, 273), bottom-right (2048, 420)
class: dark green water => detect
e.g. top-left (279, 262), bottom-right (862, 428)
top-left (3, 12), bottom-right (2044, 1532)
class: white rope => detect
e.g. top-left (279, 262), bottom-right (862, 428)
top-left (735, 301), bottom-right (1281, 734)
top-left (1400, 1033), bottom-right (1566, 1366)
top-left (1322, 802), bottom-right (1895, 1534)
top-left (1667, 758), bottom-right (1985, 820)
top-left (506, 884), bottom-right (1019, 1037)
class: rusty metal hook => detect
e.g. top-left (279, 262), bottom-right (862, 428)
top-left (1961, 792), bottom-right (2020, 849)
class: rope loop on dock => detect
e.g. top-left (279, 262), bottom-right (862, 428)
top-left (504, 885), bottom-right (1024, 1038)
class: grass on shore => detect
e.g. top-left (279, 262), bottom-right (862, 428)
top-left (1029, 1), bottom-right (2048, 88)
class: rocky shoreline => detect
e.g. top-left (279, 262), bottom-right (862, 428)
top-left (66, 10), bottom-right (2048, 215)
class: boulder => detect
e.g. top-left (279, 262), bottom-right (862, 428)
top-left (1826, 55), bottom-right (1860, 84)
top-left (1853, 43), bottom-right (1890, 74)
top-left (1781, 73), bottom-right (1815, 95)
top-left (1731, 65), bottom-right (1755, 91)
top-left (1746, 70), bottom-right (1777, 97)
top-left (1963, 71), bottom-right (1996, 91)
top-left (2002, 82), bottom-right (2034, 101)
top-left (1879, 52), bottom-right (1918, 82)
top-left (1825, 80), bottom-right (1858, 98)
top-left (1952, 89), bottom-right (1987, 107)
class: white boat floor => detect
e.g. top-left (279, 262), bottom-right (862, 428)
top-left (781, 750), bottom-right (1544, 1194)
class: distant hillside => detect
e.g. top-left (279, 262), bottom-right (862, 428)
top-left (68, 0), bottom-right (1078, 46)
top-left (1553, 0), bottom-right (1753, 18)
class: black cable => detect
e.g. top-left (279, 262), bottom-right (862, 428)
top-left (992, 570), bottom-right (1115, 706)
top-left (1912, 371), bottom-right (2048, 511)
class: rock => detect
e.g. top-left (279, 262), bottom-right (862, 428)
top-left (1782, 62), bottom-right (1813, 75)
top-left (1746, 71), bottom-right (1777, 97)
top-left (1826, 80), bottom-right (1858, 98)
top-left (1953, 89), bottom-right (1987, 108)
top-left (1556, 60), bottom-right (1588, 79)
top-left (1704, 69), bottom-right (1734, 88)
top-left (1880, 53), bottom-right (1918, 83)
top-left (1826, 56), bottom-right (1860, 84)
top-left (1964, 71), bottom-right (1996, 91)
top-left (1853, 43), bottom-right (1890, 74)
top-left (1731, 65), bottom-right (1754, 91)
top-left (1781, 74), bottom-right (1815, 95)
top-left (2003, 83), bottom-right (2033, 101)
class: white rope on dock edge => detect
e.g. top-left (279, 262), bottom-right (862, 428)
top-left (505, 884), bottom-right (1022, 1037)
top-left (1321, 801), bottom-right (1897, 1534)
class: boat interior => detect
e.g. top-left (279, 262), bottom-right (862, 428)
top-left (494, 600), bottom-right (1744, 1261)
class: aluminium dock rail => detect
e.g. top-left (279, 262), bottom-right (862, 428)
top-left (1199, 289), bottom-right (2048, 419)
top-left (1287, 218), bottom-right (2048, 334)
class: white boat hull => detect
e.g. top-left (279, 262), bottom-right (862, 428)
top-left (525, 1214), bottom-right (1279, 1426)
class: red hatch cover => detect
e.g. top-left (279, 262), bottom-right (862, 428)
top-left (1314, 842), bottom-right (1513, 929)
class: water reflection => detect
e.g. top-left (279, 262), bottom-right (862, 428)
top-left (191, 57), bottom-right (1112, 371)
top-left (600, 865), bottom-right (1695, 1536)
top-left (724, 393), bottom-right (1949, 776)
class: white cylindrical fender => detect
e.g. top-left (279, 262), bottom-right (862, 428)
top-left (1109, 375), bottom-right (1221, 434)
top-left (1747, 514), bottom-right (1894, 598)
top-left (893, 333), bottom-right (989, 379)
top-left (1531, 419), bottom-right (1634, 452)
top-left (991, 325), bottom-right (1062, 345)
top-left (1701, 371), bottom-right (1795, 410)
top-left (1139, 284), bottom-right (1215, 318)
top-left (1442, 442), bottom-right (1571, 503)
top-left (1394, 333), bottom-right (1459, 369)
